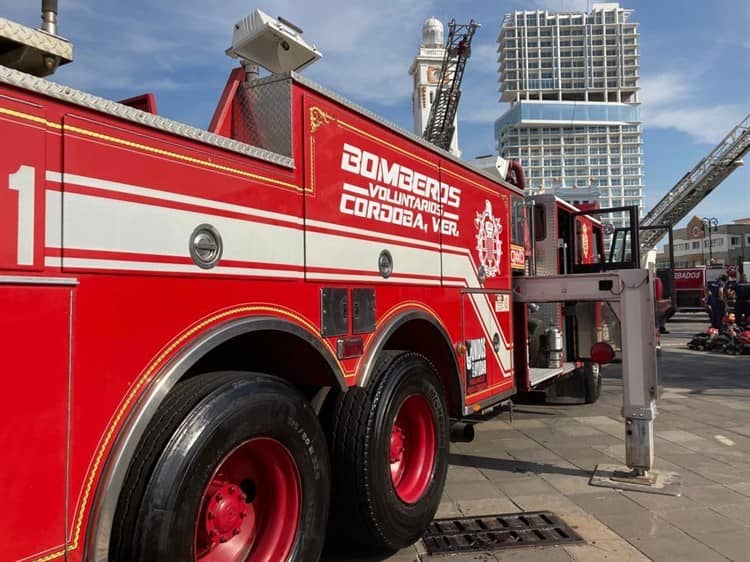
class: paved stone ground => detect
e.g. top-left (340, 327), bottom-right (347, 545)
top-left (334, 313), bottom-right (750, 561)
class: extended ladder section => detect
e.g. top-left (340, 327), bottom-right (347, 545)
top-left (639, 113), bottom-right (750, 257)
top-left (422, 19), bottom-right (478, 151)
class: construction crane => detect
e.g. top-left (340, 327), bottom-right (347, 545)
top-left (422, 19), bottom-right (479, 152)
top-left (639, 113), bottom-right (750, 258)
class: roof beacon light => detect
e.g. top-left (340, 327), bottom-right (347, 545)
top-left (226, 9), bottom-right (322, 75)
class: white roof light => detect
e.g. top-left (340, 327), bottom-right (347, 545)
top-left (227, 9), bottom-right (322, 74)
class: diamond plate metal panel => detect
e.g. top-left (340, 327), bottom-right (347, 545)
top-left (528, 195), bottom-right (563, 366)
top-left (236, 79), bottom-right (293, 159)
top-left (529, 302), bottom-right (562, 367)
top-left (0, 17), bottom-right (73, 61)
top-left (0, 66), bottom-right (294, 168)
top-left (532, 194), bottom-right (560, 278)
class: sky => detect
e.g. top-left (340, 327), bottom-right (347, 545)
top-left (2, 0), bottom-right (748, 230)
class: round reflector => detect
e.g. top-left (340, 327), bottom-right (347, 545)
top-left (590, 342), bottom-right (615, 364)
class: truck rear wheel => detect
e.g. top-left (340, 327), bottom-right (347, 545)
top-left (583, 361), bottom-right (602, 404)
top-left (111, 372), bottom-right (329, 562)
top-left (326, 352), bottom-right (449, 552)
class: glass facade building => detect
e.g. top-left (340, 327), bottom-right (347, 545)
top-left (495, 3), bottom-right (643, 226)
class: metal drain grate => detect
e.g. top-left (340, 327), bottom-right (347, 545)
top-left (423, 511), bottom-right (583, 555)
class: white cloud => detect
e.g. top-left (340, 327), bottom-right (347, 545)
top-left (639, 72), bottom-right (691, 107)
top-left (643, 104), bottom-right (747, 145)
top-left (30, 0), bottom-right (434, 107)
top-left (640, 71), bottom-right (747, 144)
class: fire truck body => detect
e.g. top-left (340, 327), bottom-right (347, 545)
top-left (0, 7), bottom-right (663, 561)
top-left (0, 63), bottom-right (532, 561)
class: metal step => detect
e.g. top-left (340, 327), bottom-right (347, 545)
top-left (529, 362), bottom-right (577, 387)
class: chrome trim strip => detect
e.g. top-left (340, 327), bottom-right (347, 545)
top-left (85, 316), bottom-right (346, 561)
top-left (0, 65), bottom-right (294, 169)
top-left (65, 288), bottom-right (74, 556)
top-left (460, 288), bottom-right (513, 295)
top-left (356, 309), bottom-right (463, 407)
top-left (0, 275), bottom-right (78, 285)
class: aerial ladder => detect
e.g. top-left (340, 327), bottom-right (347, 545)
top-left (639, 113), bottom-right (750, 259)
top-left (422, 19), bottom-right (479, 151)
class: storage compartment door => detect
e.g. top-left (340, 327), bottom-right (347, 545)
top-left (462, 291), bottom-right (514, 407)
top-left (0, 284), bottom-right (71, 559)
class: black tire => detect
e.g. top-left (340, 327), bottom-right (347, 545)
top-left (111, 372), bottom-right (329, 562)
top-left (583, 361), bottom-right (602, 404)
top-left (326, 351), bottom-right (449, 552)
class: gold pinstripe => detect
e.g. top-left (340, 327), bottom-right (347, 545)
top-left (316, 111), bottom-right (506, 199)
top-left (466, 378), bottom-right (514, 399)
top-left (29, 547), bottom-right (66, 562)
top-left (336, 120), bottom-right (436, 169)
top-left (63, 124), bottom-right (301, 191)
top-left (361, 300), bottom-right (514, 401)
top-left (29, 304), bottom-right (348, 562)
top-left (442, 166), bottom-right (508, 198)
top-left (308, 135), bottom-right (316, 194)
top-left (355, 301), bottom-right (448, 377)
top-left (0, 107), bottom-right (301, 192)
top-left (0, 106), bottom-right (61, 129)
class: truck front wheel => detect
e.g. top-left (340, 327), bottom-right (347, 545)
top-left (326, 352), bottom-right (449, 552)
top-left (111, 372), bottom-right (330, 562)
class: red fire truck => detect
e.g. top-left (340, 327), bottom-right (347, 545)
top-left (673, 267), bottom-right (707, 312)
top-left (0, 5), bottom-right (660, 562)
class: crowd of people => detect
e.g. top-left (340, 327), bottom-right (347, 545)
top-left (707, 272), bottom-right (750, 329)
top-left (683, 271), bottom-right (750, 355)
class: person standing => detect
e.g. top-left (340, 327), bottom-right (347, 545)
top-left (709, 274), bottom-right (728, 329)
top-left (735, 274), bottom-right (750, 327)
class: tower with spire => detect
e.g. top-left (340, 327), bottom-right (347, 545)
top-left (409, 17), bottom-right (460, 156)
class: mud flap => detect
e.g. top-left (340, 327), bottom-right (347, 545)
top-left (543, 362), bottom-right (600, 405)
top-left (542, 369), bottom-right (586, 405)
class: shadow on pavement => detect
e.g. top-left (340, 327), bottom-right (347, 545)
top-left (448, 452), bottom-right (590, 478)
top-left (661, 351), bottom-right (750, 392)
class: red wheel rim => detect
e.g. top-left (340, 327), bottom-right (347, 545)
top-left (194, 438), bottom-right (300, 562)
top-left (389, 394), bottom-right (436, 504)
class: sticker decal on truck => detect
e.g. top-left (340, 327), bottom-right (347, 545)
top-left (475, 200), bottom-right (503, 278)
top-left (338, 143), bottom-right (461, 237)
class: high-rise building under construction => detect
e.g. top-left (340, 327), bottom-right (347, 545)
top-left (495, 3), bottom-right (643, 225)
